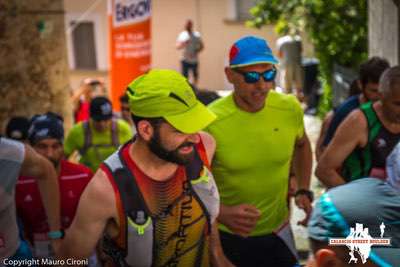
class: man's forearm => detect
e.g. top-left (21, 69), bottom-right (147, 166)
top-left (209, 222), bottom-right (229, 267)
top-left (36, 160), bottom-right (61, 231)
top-left (293, 137), bottom-right (312, 190)
top-left (316, 168), bottom-right (346, 189)
top-left (71, 87), bottom-right (85, 111)
top-left (176, 42), bottom-right (185, 49)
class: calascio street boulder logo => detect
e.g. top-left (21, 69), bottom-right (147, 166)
top-left (329, 223), bottom-right (391, 264)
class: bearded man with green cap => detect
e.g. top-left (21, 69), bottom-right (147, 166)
top-left (58, 69), bottom-right (233, 267)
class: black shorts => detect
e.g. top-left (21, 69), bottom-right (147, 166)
top-left (219, 230), bottom-right (299, 267)
top-left (181, 60), bottom-right (198, 80)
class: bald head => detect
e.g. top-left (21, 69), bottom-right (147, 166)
top-left (378, 66), bottom-right (400, 96)
top-left (185, 19), bottom-right (193, 32)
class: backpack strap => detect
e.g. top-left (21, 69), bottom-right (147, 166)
top-left (343, 102), bottom-right (382, 181)
top-left (111, 120), bottom-right (120, 148)
top-left (101, 234), bottom-right (130, 267)
top-left (184, 139), bottom-right (212, 234)
top-left (185, 147), bottom-right (204, 181)
top-left (80, 120), bottom-right (119, 157)
top-left (100, 161), bottom-right (128, 267)
top-left (79, 121), bottom-right (92, 155)
top-left (361, 102), bottom-right (381, 142)
top-left (360, 102), bottom-right (381, 177)
top-left (195, 135), bottom-right (210, 169)
top-left (115, 145), bottom-right (151, 228)
top-left (101, 141), bottom-right (151, 266)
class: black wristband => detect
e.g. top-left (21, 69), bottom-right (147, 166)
top-left (294, 189), bottom-right (314, 202)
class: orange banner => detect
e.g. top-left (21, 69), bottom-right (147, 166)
top-left (108, 0), bottom-right (151, 111)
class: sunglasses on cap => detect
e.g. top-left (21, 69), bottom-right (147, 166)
top-left (233, 68), bottom-right (277, 84)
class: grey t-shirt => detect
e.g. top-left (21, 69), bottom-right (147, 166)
top-left (0, 137), bottom-right (25, 259)
top-left (276, 35), bottom-right (302, 66)
top-left (177, 30), bottom-right (202, 63)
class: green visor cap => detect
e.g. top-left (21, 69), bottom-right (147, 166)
top-left (127, 69), bottom-right (216, 134)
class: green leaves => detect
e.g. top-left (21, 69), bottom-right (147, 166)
top-left (248, 0), bottom-right (368, 114)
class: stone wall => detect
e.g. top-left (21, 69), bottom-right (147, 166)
top-left (0, 0), bottom-right (71, 134)
top-left (369, 0), bottom-right (399, 66)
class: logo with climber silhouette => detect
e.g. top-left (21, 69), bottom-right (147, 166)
top-left (329, 223), bottom-right (391, 264)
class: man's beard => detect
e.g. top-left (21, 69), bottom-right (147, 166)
top-left (148, 129), bottom-right (196, 165)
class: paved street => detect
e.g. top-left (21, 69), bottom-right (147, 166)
top-left (290, 114), bottom-right (324, 256)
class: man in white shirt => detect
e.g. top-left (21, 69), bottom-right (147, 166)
top-left (276, 33), bottom-right (303, 99)
top-left (176, 19), bottom-right (204, 86)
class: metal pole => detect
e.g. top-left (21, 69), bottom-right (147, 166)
top-left (393, 0), bottom-right (400, 64)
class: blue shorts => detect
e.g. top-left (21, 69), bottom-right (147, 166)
top-left (8, 240), bottom-right (35, 266)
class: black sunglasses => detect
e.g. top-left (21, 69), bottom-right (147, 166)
top-left (233, 68), bottom-right (277, 83)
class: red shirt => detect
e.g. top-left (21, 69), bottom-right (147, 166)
top-left (74, 100), bottom-right (90, 123)
top-left (15, 160), bottom-right (93, 242)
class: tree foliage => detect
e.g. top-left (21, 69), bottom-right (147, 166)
top-left (248, 0), bottom-right (368, 113)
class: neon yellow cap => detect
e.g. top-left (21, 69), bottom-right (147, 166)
top-left (127, 69), bottom-right (216, 134)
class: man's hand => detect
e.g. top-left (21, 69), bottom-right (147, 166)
top-left (218, 204), bottom-right (260, 237)
top-left (295, 194), bottom-right (312, 226)
top-left (176, 40), bottom-right (189, 49)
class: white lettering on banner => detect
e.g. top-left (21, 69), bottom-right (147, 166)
top-left (114, 32), bottom-right (151, 59)
top-left (113, 0), bottom-right (151, 27)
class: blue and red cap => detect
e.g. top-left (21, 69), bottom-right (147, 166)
top-left (229, 36), bottom-right (279, 68)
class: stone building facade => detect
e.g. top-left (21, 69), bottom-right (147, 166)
top-left (0, 0), bottom-right (71, 133)
top-left (369, 0), bottom-right (399, 65)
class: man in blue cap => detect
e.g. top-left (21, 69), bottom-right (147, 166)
top-left (206, 36), bottom-right (313, 266)
top-left (307, 142), bottom-right (400, 267)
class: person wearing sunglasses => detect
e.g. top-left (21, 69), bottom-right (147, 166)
top-left (205, 35), bottom-right (313, 267)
